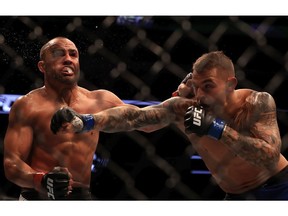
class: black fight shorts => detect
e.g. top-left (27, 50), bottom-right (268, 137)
top-left (224, 165), bottom-right (288, 200)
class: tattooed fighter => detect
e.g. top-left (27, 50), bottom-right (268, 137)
top-left (51, 51), bottom-right (288, 200)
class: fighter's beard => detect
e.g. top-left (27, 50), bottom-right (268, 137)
top-left (53, 73), bottom-right (80, 85)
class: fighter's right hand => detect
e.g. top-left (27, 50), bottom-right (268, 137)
top-left (33, 167), bottom-right (72, 200)
top-left (50, 107), bottom-right (95, 134)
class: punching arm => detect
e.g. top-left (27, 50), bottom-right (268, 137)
top-left (50, 98), bottom-right (196, 134)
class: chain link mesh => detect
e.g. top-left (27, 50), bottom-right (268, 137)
top-left (0, 16), bottom-right (288, 200)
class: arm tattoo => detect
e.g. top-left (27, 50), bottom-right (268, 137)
top-left (94, 97), bottom-right (195, 133)
top-left (220, 92), bottom-right (281, 169)
top-left (102, 107), bottom-right (173, 132)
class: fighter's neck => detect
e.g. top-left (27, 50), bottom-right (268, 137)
top-left (58, 88), bottom-right (79, 106)
top-left (44, 84), bottom-right (80, 106)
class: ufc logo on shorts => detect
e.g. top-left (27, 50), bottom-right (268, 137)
top-left (193, 107), bottom-right (202, 126)
top-left (46, 177), bottom-right (55, 199)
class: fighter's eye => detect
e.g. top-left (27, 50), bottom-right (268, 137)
top-left (204, 84), bottom-right (214, 89)
top-left (52, 49), bottom-right (65, 57)
top-left (69, 50), bottom-right (78, 57)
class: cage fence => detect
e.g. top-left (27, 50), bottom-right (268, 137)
top-left (0, 16), bottom-right (288, 200)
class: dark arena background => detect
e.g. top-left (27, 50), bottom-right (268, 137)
top-left (1, 16), bottom-right (288, 200)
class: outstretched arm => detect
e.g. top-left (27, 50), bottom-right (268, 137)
top-left (50, 97), bottom-right (196, 134)
top-left (93, 105), bottom-right (174, 133)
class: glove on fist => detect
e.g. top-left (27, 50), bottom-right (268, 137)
top-left (33, 167), bottom-right (71, 200)
top-left (172, 72), bottom-right (193, 97)
top-left (50, 107), bottom-right (95, 134)
top-left (184, 106), bottom-right (226, 140)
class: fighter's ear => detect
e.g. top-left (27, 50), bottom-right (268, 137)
top-left (38, 61), bottom-right (45, 74)
top-left (227, 77), bottom-right (237, 91)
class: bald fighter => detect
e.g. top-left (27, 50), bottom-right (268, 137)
top-left (3, 37), bottom-right (144, 200)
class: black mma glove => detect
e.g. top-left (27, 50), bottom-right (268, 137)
top-left (50, 107), bottom-right (95, 134)
top-left (172, 72), bottom-right (192, 97)
top-left (33, 167), bottom-right (70, 200)
top-left (184, 106), bottom-right (226, 140)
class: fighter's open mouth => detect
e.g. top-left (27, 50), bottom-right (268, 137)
top-left (62, 67), bottom-right (73, 75)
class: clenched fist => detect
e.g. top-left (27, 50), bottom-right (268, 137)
top-left (50, 107), bottom-right (95, 134)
